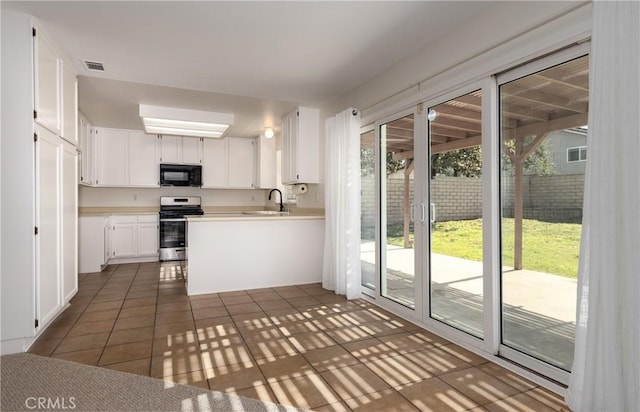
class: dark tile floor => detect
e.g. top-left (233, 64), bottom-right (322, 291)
top-left (29, 262), bottom-right (568, 411)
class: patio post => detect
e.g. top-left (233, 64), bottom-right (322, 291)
top-left (403, 159), bottom-right (414, 248)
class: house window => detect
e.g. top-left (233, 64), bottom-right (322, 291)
top-left (567, 146), bottom-right (587, 162)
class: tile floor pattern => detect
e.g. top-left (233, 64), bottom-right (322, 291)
top-left (29, 262), bottom-right (569, 412)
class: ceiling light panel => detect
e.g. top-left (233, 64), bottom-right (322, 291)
top-left (139, 104), bottom-right (234, 138)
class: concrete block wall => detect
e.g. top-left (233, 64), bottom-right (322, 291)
top-left (502, 174), bottom-right (584, 222)
top-left (430, 176), bottom-right (483, 222)
top-left (363, 174), bottom-right (584, 228)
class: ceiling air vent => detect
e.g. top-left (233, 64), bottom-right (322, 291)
top-left (82, 60), bottom-right (105, 72)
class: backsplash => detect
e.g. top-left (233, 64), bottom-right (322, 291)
top-left (79, 186), bottom-right (266, 208)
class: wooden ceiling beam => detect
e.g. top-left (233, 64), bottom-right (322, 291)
top-left (430, 125), bottom-right (467, 140)
top-left (432, 135), bottom-right (482, 154)
top-left (504, 112), bottom-right (589, 140)
top-left (502, 84), bottom-right (588, 113)
top-left (533, 73), bottom-right (589, 93)
top-left (392, 151), bottom-right (414, 161)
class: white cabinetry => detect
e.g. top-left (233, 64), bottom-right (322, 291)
top-left (96, 128), bottom-right (128, 186)
top-left (255, 135), bottom-right (276, 189)
top-left (2, 14), bottom-right (79, 351)
top-left (281, 107), bottom-right (319, 184)
top-left (78, 113), bottom-right (96, 185)
top-left (33, 26), bottom-right (60, 135)
top-left (110, 215), bottom-right (159, 261)
top-left (36, 126), bottom-right (62, 327)
top-left (79, 216), bottom-right (108, 274)
top-left (60, 61), bottom-right (77, 145)
top-left (160, 135), bottom-right (202, 164)
top-left (34, 127), bottom-right (79, 327)
top-left (129, 131), bottom-right (159, 187)
top-left (61, 142), bottom-right (78, 302)
top-left (79, 214), bottom-right (159, 272)
top-left (228, 138), bottom-right (255, 188)
top-left (202, 138), bottom-right (227, 187)
top-left (137, 215), bottom-right (159, 257)
top-left (111, 216), bottom-right (137, 258)
top-left (202, 137), bottom-right (255, 189)
top-left (95, 128), bottom-right (159, 187)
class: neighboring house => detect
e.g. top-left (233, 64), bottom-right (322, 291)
top-left (546, 128), bottom-right (588, 175)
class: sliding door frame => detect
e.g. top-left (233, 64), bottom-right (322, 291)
top-left (417, 80), bottom-right (493, 355)
top-left (495, 42), bottom-right (590, 385)
top-left (359, 42), bottom-right (590, 390)
top-left (371, 106), bottom-right (424, 322)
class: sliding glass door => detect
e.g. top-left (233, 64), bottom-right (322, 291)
top-left (361, 129), bottom-right (376, 292)
top-left (362, 44), bottom-right (589, 385)
top-left (379, 113), bottom-right (417, 309)
top-left (428, 90), bottom-right (484, 338)
top-left (499, 54), bottom-right (589, 371)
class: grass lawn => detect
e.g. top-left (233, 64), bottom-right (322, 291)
top-left (387, 218), bottom-right (581, 278)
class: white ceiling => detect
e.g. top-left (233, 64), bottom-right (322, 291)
top-left (4, 1), bottom-right (496, 137)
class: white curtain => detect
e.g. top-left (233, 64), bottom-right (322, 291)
top-left (566, 1), bottom-right (640, 411)
top-left (322, 108), bottom-right (362, 299)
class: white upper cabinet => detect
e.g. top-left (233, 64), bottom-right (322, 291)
top-left (281, 107), bottom-right (319, 184)
top-left (60, 60), bottom-right (77, 146)
top-left (202, 138), bottom-right (227, 188)
top-left (33, 26), bottom-right (60, 135)
top-left (182, 137), bottom-right (203, 164)
top-left (94, 128), bottom-right (159, 187)
top-left (159, 135), bottom-right (202, 164)
top-left (128, 131), bottom-right (159, 187)
top-left (228, 137), bottom-right (255, 189)
top-left (78, 113), bottom-right (96, 185)
top-left (202, 137), bottom-right (255, 189)
top-left (255, 134), bottom-right (276, 189)
top-left (96, 128), bottom-right (128, 186)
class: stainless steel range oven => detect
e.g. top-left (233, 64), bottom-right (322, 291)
top-left (159, 196), bottom-right (204, 261)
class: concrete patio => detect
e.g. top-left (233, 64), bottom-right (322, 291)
top-left (361, 241), bottom-right (576, 370)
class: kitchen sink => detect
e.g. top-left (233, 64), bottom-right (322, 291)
top-left (242, 210), bottom-right (291, 216)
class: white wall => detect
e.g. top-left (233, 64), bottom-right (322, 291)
top-left (79, 186), bottom-right (267, 208)
top-left (324, 2), bottom-right (590, 119)
top-left (1, 11), bottom-right (37, 352)
top-left (313, 2), bottom-right (590, 214)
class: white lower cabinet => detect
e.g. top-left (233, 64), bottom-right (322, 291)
top-left (79, 216), bottom-right (107, 274)
top-left (111, 216), bottom-right (137, 258)
top-left (137, 215), bottom-right (159, 257)
top-left (80, 214), bottom-right (158, 272)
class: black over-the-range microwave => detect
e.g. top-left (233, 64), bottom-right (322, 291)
top-left (159, 164), bottom-right (202, 187)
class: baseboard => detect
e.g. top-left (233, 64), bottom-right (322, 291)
top-left (105, 255), bottom-right (159, 265)
top-left (0, 337), bottom-right (31, 355)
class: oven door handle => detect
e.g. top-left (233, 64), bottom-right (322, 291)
top-left (159, 218), bottom-right (187, 222)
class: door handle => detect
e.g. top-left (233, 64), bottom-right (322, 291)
top-left (420, 203), bottom-right (426, 223)
top-left (430, 203), bottom-right (436, 224)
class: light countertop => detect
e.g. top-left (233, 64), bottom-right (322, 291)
top-left (187, 213), bottom-right (324, 222)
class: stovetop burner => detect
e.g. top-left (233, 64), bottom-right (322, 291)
top-left (159, 196), bottom-right (203, 219)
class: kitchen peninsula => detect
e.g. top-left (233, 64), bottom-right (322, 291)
top-left (186, 213), bottom-right (324, 295)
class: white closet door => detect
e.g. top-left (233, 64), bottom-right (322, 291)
top-left (36, 126), bottom-right (62, 327)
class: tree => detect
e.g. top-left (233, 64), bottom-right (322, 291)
top-left (431, 146), bottom-right (482, 177)
top-left (502, 138), bottom-right (555, 176)
top-left (361, 149), bottom-right (407, 176)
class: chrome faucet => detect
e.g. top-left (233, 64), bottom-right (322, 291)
top-left (268, 189), bottom-right (285, 212)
